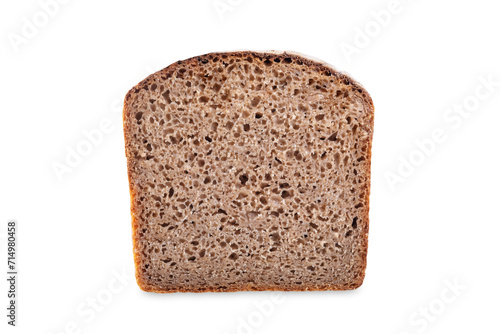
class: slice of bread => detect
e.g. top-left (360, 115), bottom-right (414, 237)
top-left (124, 51), bottom-right (374, 292)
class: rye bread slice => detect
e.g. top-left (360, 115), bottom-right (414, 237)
top-left (123, 51), bottom-right (374, 292)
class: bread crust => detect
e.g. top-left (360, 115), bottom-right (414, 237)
top-left (124, 51), bottom-right (374, 293)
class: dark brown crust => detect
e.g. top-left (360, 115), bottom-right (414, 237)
top-left (123, 51), bottom-right (374, 293)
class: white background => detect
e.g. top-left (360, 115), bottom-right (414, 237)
top-left (1, 0), bottom-right (499, 333)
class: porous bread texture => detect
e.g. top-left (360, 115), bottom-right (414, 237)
top-left (124, 51), bottom-right (374, 293)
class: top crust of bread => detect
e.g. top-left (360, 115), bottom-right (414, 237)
top-left (125, 51), bottom-right (373, 109)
